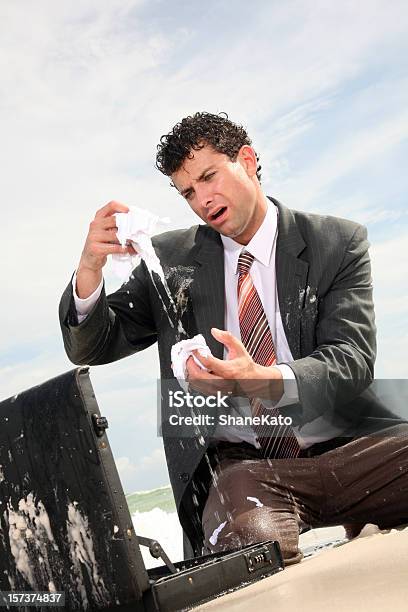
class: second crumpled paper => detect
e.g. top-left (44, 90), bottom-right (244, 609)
top-left (171, 334), bottom-right (213, 391)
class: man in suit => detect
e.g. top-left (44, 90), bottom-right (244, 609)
top-left (60, 112), bottom-right (408, 563)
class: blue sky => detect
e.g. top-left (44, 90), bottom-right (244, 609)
top-left (1, 0), bottom-right (407, 493)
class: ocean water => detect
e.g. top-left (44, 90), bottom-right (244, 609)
top-left (126, 485), bottom-right (347, 569)
top-left (126, 485), bottom-right (183, 568)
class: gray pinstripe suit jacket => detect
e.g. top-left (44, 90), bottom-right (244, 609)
top-left (59, 198), bottom-right (404, 553)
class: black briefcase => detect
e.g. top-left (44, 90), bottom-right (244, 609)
top-left (0, 368), bottom-right (284, 611)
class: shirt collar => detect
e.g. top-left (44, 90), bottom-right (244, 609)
top-left (221, 200), bottom-right (277, 271)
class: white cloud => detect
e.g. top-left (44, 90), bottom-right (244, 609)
top-left (375, 333), bottom-right (408, 378)
top-left (138, 447), bottom-right (166, 470)
top-left (116, 448), bottom-right (167, 493)
top-left (116, 455), bottom-right (138, 478)
top-left (374, 294), bottom-right (408, 318)
top-left (371, 234), bottom-right (408, 290)
top-left (275, 109), bottom-right (408, 210)
top-left (0, 348), bottom-right (74, 402)
top-left (370, 234), bottom-right (408, 378)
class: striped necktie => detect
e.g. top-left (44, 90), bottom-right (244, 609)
top-left (237, 250), bottom-right (300, 458)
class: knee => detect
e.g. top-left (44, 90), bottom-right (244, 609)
top-left (216, 507), bottom-right (301, 563)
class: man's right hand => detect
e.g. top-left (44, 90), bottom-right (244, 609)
top-left (76, 201), bottom-right (134, 299)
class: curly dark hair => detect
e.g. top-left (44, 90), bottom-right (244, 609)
top-left (155, 111), bottom-right (262, 182)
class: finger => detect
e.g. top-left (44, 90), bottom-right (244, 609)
top-left (188, 373), bottom-right (235, 398)
top-left (90, 235), bottom-right (138, 255)
top-left (90, 229), bottom-right (140, 253)
top-left (95, 201), bottom-right (129, 218)
top-left (188, 377), bottom-right (222, 396)
top-left (186, 355), bottom-right (204, 378)
top-left (90, 242), bottom-right (130, 256)
top-left (126, 244), bottom-right (139, 255)
top-left (98, 216), bottom-right (120, 230)
top-left (89, 228), bottom-right (122, 244)
top-left (193, 355), bottom-right (233, 379)
top-left (88, 218), bottom-right (118, 240)
top-left (191, 351), bottom-right (222, 372)
top-left (186, 356), bottom-right (222, 381)
top-left (211, 328), bottom-right (246, 354)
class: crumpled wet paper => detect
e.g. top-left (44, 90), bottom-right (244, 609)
top-left (171, 334), bottom-right (212, 389)
top-left (112, 206), bottom-right (169, 282)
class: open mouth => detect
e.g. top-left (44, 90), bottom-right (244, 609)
top-left (209, 207), bottom-right (227, 222)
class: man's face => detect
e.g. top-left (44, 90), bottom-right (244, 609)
top-left (171, 144), bottom-right (265, 245)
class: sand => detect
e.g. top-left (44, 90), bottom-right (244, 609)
top-left (196, 525), bottom-right (408, 612)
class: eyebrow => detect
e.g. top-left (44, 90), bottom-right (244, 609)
top-left (178, 165), bottom-right (216, 197)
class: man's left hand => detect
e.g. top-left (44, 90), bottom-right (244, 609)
top-left (186, 328), bottom-right (284, 401)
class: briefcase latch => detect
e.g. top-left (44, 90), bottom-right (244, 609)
top-left (92, 414), bottom-right (109, 437)
top-left (245, 546), bottom-right (275, 573)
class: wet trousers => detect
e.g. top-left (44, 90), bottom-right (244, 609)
top-left (202, 425), bottom-right (408, 564)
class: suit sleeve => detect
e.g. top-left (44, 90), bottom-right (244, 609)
top-left (289, 224), bottom-right (376, 425)
top-left (59, 260), bottom-right (157, 366)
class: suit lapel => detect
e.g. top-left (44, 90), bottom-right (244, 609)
top-left (189, 226), bottom-right (225, 359)
top-left (271, 198), bottom-right (309, 360)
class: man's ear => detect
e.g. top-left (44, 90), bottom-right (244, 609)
top-left (237, 145), bottom-right (258, 178)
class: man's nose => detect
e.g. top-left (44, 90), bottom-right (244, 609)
top-left (196, 183), bottom-right (213, 209)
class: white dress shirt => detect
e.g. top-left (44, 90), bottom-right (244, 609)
top-left (211, 203), bottom-right (297, 444)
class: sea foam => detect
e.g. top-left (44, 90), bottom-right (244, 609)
top-left (131, 508), bottom-right (183, 569)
